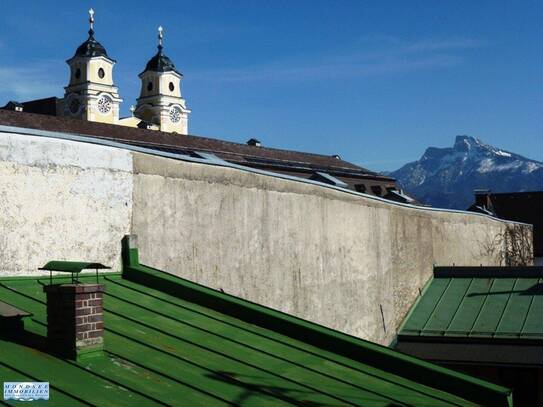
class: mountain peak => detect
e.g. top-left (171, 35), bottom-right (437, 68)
top-left (453, 135), bottom-right (479, 152)
top-left (390, 135), bottom-right (543, 209)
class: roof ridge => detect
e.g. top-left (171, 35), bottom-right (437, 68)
top-left (0, 110), bottom-right (374, 174)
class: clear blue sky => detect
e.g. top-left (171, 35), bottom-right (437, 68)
top-left (0, 1), bottom-right (541, 171)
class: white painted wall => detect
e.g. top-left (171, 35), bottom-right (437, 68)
top-left (0, 132), bottom-right (133, 275)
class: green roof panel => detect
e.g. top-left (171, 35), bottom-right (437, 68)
top-left (400, 277), bottom-right (450, 333)
top-left (496, 278), bottom-right (539, 336)
top-left (399, 268), bottom-right (543, 341)
top-left (522, 279), bottom-right (543, 336)
top-left (471, 278), bottom-right (516, 336)
top-left (446, 278), bottom-right (493, 336)
top-left (0, 251), bottom-right (513, 406)
top-left (423, 278), bottom-right (472, 335)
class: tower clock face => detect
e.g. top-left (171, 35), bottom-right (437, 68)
top-left (169, 106), bottom-right (182, 123)
top-left (68, 97), bottom-right (82, 115)
top-left (97, 95), bottom-right (112, 114)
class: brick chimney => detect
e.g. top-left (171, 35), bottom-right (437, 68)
top-left (43, 284), bottom-right (105, 360)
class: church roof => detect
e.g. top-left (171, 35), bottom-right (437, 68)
top-left (142, 48), bottom-right (181, 75)
top-left (72, 30), bottom-right (112, 60)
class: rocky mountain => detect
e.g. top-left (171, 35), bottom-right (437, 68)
top-left (389, 135), bottom-right (543, 209)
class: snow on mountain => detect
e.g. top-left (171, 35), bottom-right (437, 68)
top-left (389, 135), bottom-right (543, 209)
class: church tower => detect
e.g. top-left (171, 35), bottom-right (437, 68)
top-left (60, 9), bottom-right (122, 124)
top-left (134, 27), bottom-right (190, 134)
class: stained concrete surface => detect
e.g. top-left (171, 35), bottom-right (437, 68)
top-left (0, 132), bottom-right (531, 344)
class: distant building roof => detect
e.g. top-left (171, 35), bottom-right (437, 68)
top-left (21, 97), bottom-right (58, 116)
top-left (0, 110), bottom-right (396, 195)
top-left (396, 265), bottom-right (543, 405)
top-left (399, 266), bottom-right (543, 340)
top-left (396, 266), bottom-right (543, 364)
top-left (1, 101), bottom-right (24, 111)
top-left (467, 191), bottom-right (543, 257)
top-left (0, 244), bottom-right (513, 406)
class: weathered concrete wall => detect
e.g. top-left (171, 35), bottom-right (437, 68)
top-left (0, 132), bottom-right (133, 275)
top-left (0, 132), bottom-right (531, 345)
top-left (131, 153), bottom-right (527, 345)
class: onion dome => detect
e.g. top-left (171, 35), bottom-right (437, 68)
top-left (74, 34), bottom-right (109, 59)
top-left (141, 26), bottom-right (182, 75)
top-left (72, 9), bottom-right (112, 60)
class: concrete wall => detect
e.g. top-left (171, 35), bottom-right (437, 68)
top-left (131, 153), bottom-right (526, 345)
top-left (0, 132), bottom-right (132, 275)
top-left (0, 131), bottom-right (531, 345)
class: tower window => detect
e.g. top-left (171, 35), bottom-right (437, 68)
top-left (147, 82), bottom-right (153, 91)
top-left (169, 82), bottom-right (175, 91)
top-left (98, 68), bottom-right (105, 79)
top-left (75, 68), bottom-right (81, 79)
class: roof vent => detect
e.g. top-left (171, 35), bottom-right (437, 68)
top-left (247, 138), bottom-right (261, 147)
top-left (190, 151), bottom-right (228, 165)
top-left (332, 154), bottom-right (341, 160)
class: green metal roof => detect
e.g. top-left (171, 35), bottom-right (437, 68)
top-left (0, 252), bottom-right (512, 406)
top-left (399, 267), bottom-right (543, 339)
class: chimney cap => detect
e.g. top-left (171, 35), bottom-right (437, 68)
top-left (39, 261), bottom-right (110, 284)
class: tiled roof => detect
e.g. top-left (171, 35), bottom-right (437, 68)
top-left (0, 109), bottom-right (389, 179)
top-left (0, 246), bottom-right (512, 406)
top-left (398, 267), bottom-right (543, 339)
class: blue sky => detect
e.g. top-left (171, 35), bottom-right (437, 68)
top-left (0, 1), bottom-right (541, 171)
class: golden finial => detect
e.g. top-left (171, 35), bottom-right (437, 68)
top-left (158, 26), bottom-right (164, 50)
top-left (88, 8), bottom-right (95, 35)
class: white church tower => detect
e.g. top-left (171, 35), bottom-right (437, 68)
top-left (60, 9), bottom-right (122, 124)
top-left (134, 27), bottom-right (190, 134)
